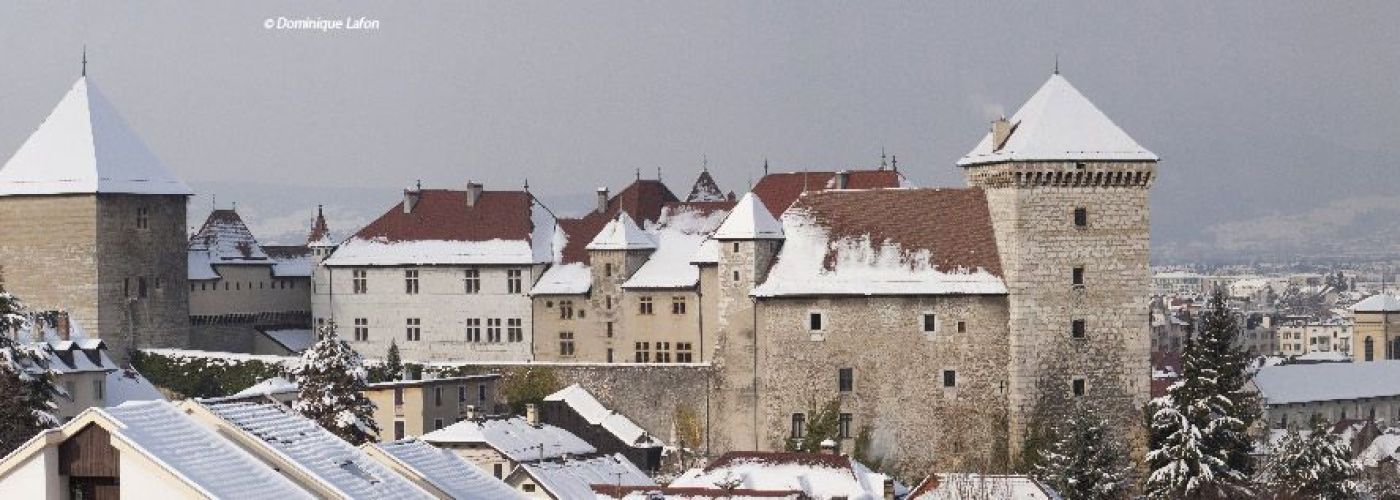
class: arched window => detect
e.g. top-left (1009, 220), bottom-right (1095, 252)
top-left (1366, 337), bottom-right (1375, 362)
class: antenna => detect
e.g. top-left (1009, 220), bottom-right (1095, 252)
top-left (702, 154), bottom-right (708, 172)
top-left (635, 167), bottom-right (640, 181)
top-left (762, 157), bottom-right (769, 176)
top-left (81, 45), bottom-right (88, 77)
top-left (1054, 53), bottom-right (1060, 75)
top-left (656, 166), bottom-right (662, 181)
top-left (523, 178), bottom-right (530, 191)
top-left (892, 154), bottom-right (898, 172)
top-left (880, 147), bottom-right (888, 169)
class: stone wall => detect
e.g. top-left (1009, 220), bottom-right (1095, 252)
top-left (95, 194), bottom-right (191, 359)
top-left (0, 195), bottom-right (100, 336)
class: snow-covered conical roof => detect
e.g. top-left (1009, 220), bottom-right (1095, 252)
top-left (586, 213), bottom-right (656, 250)
top-left (0, 77), bottom-right (191, 196)
top-left (1353, 294), bottom-right (1400, 313)
top-left (713, 192), bottom-right (784, 240)
top-left (957, 74), bottom-right (1157, 166)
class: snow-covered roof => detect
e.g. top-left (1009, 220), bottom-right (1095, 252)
top-left (420, 416), bottom-right (596, 462)
top-left (260, 327), bottom-right (315, 353)
top-left (908, 473), bottom-right (1061, 500)
top-left (712, 193), bottom-right (784, 240)
top-left (587, 213), bottom-right (657, 251)
top-left (102, 401), bottom-right (312, 499)
top-left (371, 439), bottom-right (523, 499)
top-left (622, 230), bottom-right (706, 290)
top-left (655, 201), bottom-right (734, 235)
top-left (1353, 294), bottom-right (1400, 313)
top-left (752, 189), bottom-right (1007, 297)
top-left (689, 239), bottom-right (720, 265)
top-left (264, 245), bottom-right (315, 277)
top-left (201, 401), bottom-right (431, 499)
top-left (42, 339), bottom-right (118, 374)
top-left (0, 77), bottom-right (192, 196)
top-left (545, 384), bottom-right (662, 448)
top-left (188, 209), bottom-right (269, 262)
top-left (1293, 350), bottom-right (1351, 363)
top-left (670, 452), bottom-right (890, 499)
top-left (1254, 360), bottom-right (1400, 405)
top-left (531, 263), bottom-right (592, 295)
top-left (326, 189), bottom-right (555, 267)
top-left (1359, 432), bottom-right (1400, 468)
top-left (519, 453), bottom-right (654, 500)
top-left (957, 74), bottom-right (1157, 166)
top-left (230, 376), bottom-right (299, 399)
top-left (685, 170), bottom-right (727, 202)
top-left (105, 368), bottom-right (166, 405)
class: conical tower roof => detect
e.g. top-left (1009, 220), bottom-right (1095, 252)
top-left (686, 170), bottom-right (726, 202)
top-left (0, 77), bottom-right (191, 196)
top-left (586, 213), bottom-right (657, 250)
top-left (713, 192), bottom-right (784, 240)
top-left (307, 205), bottom-right (334, 247)
top-left (957, 74), bottom-right (1157, 166)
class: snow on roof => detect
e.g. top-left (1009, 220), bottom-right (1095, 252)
top-left (1254, 360), bottom-right (1400, 405)
top-left (655, 201), bottom-right (734, 234)
top-left (670, 452), bottom-right (889, 499)
top-left (908, 473), bottom-right (1062, 500)
top-left (420, 416), bottom-right (596, 462)
top-left (0, 77), bottom-right (192, 196)
top-left (40, 339), bottom-right (117, 374)
top-left (686, 170), bottom-right (727, 202)
top-left (102, 401), bottom-right (311, 499)
top-left (531, 262), bottom-right (592, 296)
top-left (260, 327), bottom-right (315, 353)
top-left (712, 193), bottom-right (784, 240)
top-left (187, 250), bottom-right (221, 280)
top-left (587, 213), bottom-right (657, 251)
top-left (690, 238), bottom-right (720, 265)
top-left (751, 189), bottom-right (1007, 297)
top-left (1353, 294), bottom-right (1400, 313)
top-left (1293, 350), bottom-right (1351, 363)
top-left (372, 439), bottom-right (523, 499)
top-left (264, 245), bottom-right (315, 277)
top-left (622, 230), bottom-right (706, 290)
top-left (188, 209), bottom-right (270, 262)
top-left (1359, 432), bottom-right (1400, 468)
top-left (545, 384), bottom-right (662, 448)
top-left (230, 376), bottom-right (299, 399)
top-left (105, 368), bottom-right (166, 405)
top-left (202, 401), bottom-right (431, 499)
top-left (957, 74), bottom-right (1157, 166)
top-left (326, 189), bottom-right (554, 267)
top-left (520, 453), bottom-right (654, 500)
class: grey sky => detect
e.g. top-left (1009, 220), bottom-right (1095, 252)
top-left (2, 2), bottom-right (1398, 261)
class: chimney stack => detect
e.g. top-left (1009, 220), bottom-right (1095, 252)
top-left (834, 171), bottom-right (850, 190)
top-left (465, 405), bottom-right (477, 421)
top-left (56, 312), bottom-right (71, 341)
top-left (819, 438), bottom-right (838, 455)
top-left (403, 186), bottom-right (421, 214)
top-left (526, 403), bottom-right (539, 427)
top-left (883, 478), bottom-right (896, 500)
top-left (466, 181), bottom-right (484, 207)
top-left (596, 187), bottom-right (609, 214)
top-left (991, 116), bottom-right (1012, 151)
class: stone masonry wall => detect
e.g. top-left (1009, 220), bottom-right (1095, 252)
top-left (0, 195), bottom-right (100, 337)
top-left (708, 238), bottom-right (781, 454)
top-left (96, 194), bottom-right (191, 359)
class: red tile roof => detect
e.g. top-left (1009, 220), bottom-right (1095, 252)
top-left (751, 169), bottom-right (904, 217)
top-left (555, 180), bottom-right (678, 264)
top-left (787, 188), bottom-right (1002, 276)
top-left (351, 189), bottom-right (538, 243)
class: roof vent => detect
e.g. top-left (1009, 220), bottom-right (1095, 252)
top-left (466, 181), bottom-right (484, 208)
top-left (834, 171), bottom-right (850, 190)
top-left (596, 187), bottom-right (609, 214)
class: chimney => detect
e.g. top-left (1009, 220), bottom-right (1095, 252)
top-left (883, 478), bottom-right (896, 500)
top-left (403, 184), bottom-right (421, 214)
top-left (991, 116), bottom-right (1012, 151)
top-left (56, 312), bottom-right (71, 341)
top-left (466, 182), bottom-right (484, 207)
top-left (596, 187), bottom-right (609, 214)
top-left (834, 171), bottom-right (850, 190)
top-left (526, 403), bottom-right (539, 427)
top-left (465, 405), bottom-right (477, 421)
top-left (819, 438), bottom-right (838, 455)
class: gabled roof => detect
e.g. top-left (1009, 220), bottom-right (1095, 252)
top-left (516, 453), bottom-right (655, 500)
top-left (622, 230), bottom-right (707, 290)
top-left (325, 188), bottom-right (555, 266)
top-left (1353, 294), bottom-right (1400, 313)
top-left (369, 439), bottom-right (523, 499)
top-left (750, 169), bottom-right (904, 218)
top-left (712, 193), bottom-right (784, 240)
top-left (555, 179), bottom-right (679, 264)
top-left (1254, 360), bottom-right (1400, 405)
top-left (686, 170), bottom-right (727, 202)
top-left (0, 77), bottom-right (191, 196)
top-left (420, 416), bottom-right (596, 462)
top-left (587, 213), bottom-right (657, 251)
top-left (530, 262), bottom-right (592, 296)
top-left (752, 188), bottom-right (1006, 297)
top-left (957, 74), bottom-right (1157, 166)
top-left (544, 384), bottom-right (663, 448)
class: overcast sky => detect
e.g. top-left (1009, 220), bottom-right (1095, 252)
top-left (2, 2), bottom-right (1398, 260)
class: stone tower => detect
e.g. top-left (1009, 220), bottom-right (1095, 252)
top-left (709, 192), bottom-right (784, 452)
top-left (958, 73), bottom-right (1156, 459)
top-left (586, 213), bottom-right (657, 362)
top-left (0, 76), bottom-right (192, 359)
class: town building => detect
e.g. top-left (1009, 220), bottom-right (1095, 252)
top-left (0, 76), bottom-right (192, 361)
top-left (541, 384), bottom-right (664, 472)
top-left (313, 182), bottom-right (557, 362)
top-left (507, 453), bottom-right (654, 499)
top-left (1277, 316), bottom-right (1351, 357)
top-left (663, 451), bottom-right (895, 499)
top-left (419, 406), bottom-right (596, 480)
top-left (1351, 294), bottom-right (1400, 362)
top-left (1253, 360), bottom-right (1400, 428)
top-left (364, 374), bottom-right (503, 440)
top-left (361, 438), bottom-right (524, 499)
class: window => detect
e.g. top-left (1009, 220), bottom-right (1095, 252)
top-left (639, 296), bottom-right (654, 315)
top-left (65, 382), bottom-right (76, 401)
top-left (921, 313), bottom-right (938, 333)
top-left (137, 277), bottom-right (148, 298)
top-left (478, 384), bottom-right (486, 402)
top-left (559, 332), bottom-right (575, 356)
top-left (656, 342), bottom-right (671, 363)
top-left (434, 418), bottom-right (444, 430)
top-left (1366, 337), bottom-right (1375, 361)
top-left (406, 318), bottom-right (422, 341)
top-left (732, 270), bottom-right (740, 281)
top-left (957, 321), bottom-right (967, 333)
top-left (405, 270), bottom-right (419, 294)
top-left (458, 386), bottom-right (467, 402)
top-left (353, 318), bottom-right (369, 341)
top-left (1072, 266), bottom-right (1085, 287)
top-left (559, 300), bottom-right (574, 319)
top-left (942, 370), bottom-right (957, 388)
top-left (605, 263), bottom-right (613, 277)
top-left (394, 388), bottom-right (405, 405)
top-left (634, 342), bottom-right (650, 363)
top-left (733, 242), bottom-right (740, 252)
top-left (353, 270), bottom-right (368, 294)
top-left (463, 269), bottom-right (480, 294)
top-left (1073, 207), bottom-right (1087, 227)
top-left (1072, 378), bottom-right (1086, 397)
top-left (808, 312), bottom-right (825, 332)
top-left (394, 420), bottom-right (405, 440)
top-left (507, 269), bottom-right (523, 294)
top-left (125, 278), bottom-right (130, 297)
top-left (487, 319), bottom-right (502, 342)
top-left (672, 296), bottom-right (686, 315)
top-left (838, 368), bottom-right (853, 392)
top-left (606, 322), bottom-right (614, 338)
top-left (93, 380), bottom-right (104, 400)
top-left (493, 463), bottom-right (503, 479)
top-left (607, 348), bottom-right (614, 363)
top-left (606, 295), bottom-right (613, 309)
top-left (466, 318), bottom-right (481, 342)
top-left (507, 318), bottom-right (523, 342)
top-left (434, 387), bottom-right (443, 406)
top-left (136, 207), bottom-right (149, 229)
top-left (1071, 319), bottom-right (1086, 339)
top-left (838, 413), bottom-right (853, 439)
top-left (790, 413), bottom-right (806, 439)
top-left (676, 343), bottom-right (693, 363)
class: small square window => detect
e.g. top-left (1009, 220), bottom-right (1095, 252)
top-left (733, 270), bottom-right (740, 281)
top-left (1072, 267), bottom-right (1085, 287)
top-left (1072, 319), bottom-right (1086, 339)
top-left (808, 312), bottom-right (824, 332)
top-left (1072, 378), bottom-right (1086, 397)
top-left (921, 313), bottom-right (937, 333)
top-left (957, 321), bottom-right (967, 333)
top-left (1073, 207), bottom-right (1088, 227)
top-left (942, 370), bottom-right (957, 388)
top-left (733, 242), bottom-right (740, 252)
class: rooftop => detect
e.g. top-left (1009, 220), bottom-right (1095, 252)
top-left (518, 453), bottom-right (654, 499)
top-left (750, 169), bottom-right (905, 218)
top-left (1353, 294), bottom-right (1400, 313)
top-left (544, 384), bottom-right (662, 448)
top-left (670, 451), bottom-right (890, 499)
top-left (420, 415), bottom-right (596, 462)
top-left (712, 193), bottom-right (784, 240)
top-left (325, 188), bottom-right (555, 266)
top-left (587, 213), bottom-right (657, 251)
top-left (370, 439), bottom-right (521, 499)
top-left (1254, 360), bottom-right (1400, 405)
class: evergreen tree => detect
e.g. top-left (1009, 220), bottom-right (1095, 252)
top-left (787, 398), bottom-right (841, 453)
top-left (500, 366), bottom-right (561, 415)
top-left (1033, 403), bottom-right (1130, 500)
top-left (384, 340), bottom-right (403, 381)
top-left (1145, 289), bottom-right (1257, 499)
top-left (0, 293), bottom-right (61, 456)
top-left (1262, 417), bottom-right (1360, 499)
top-left (291, 323), bottom-right (379, 445)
